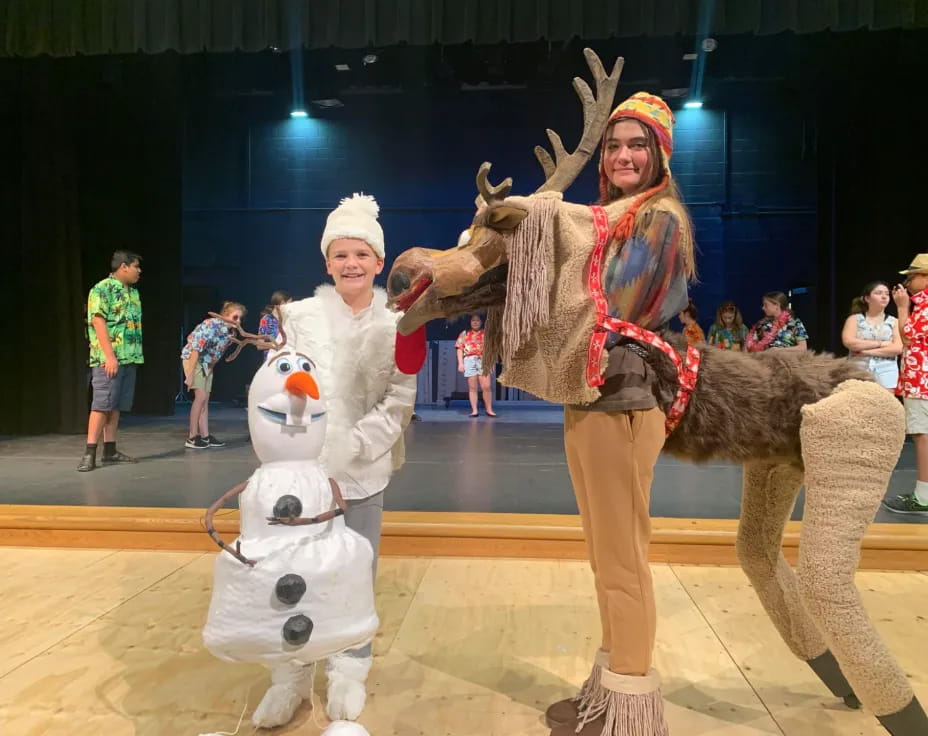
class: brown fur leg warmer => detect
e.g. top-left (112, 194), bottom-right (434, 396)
top-left (797, 380), bottom-right (911, 717)
top-left (736, 460), bottom-right (828, 660)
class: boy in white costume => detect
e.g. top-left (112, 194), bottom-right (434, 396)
top-left (280, 193), bottom-right (418, 720)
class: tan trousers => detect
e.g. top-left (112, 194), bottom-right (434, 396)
top-left (564, 406), bottom-right (665, 676)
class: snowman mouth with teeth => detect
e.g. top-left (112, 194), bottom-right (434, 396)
top-left (201, 316), bottom-right (377, 730)
top-left (252, 351), bottom-right (327, 433)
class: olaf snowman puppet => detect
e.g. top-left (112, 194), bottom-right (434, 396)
top-left (201, 316), bottom-right (377, 730)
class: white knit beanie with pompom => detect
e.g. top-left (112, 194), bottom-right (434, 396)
top-left (320, 193), bottom-right (384, 258)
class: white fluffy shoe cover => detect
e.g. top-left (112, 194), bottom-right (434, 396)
top-left (251, 662), bottom-right (315, 729)
top-left (326, 653), bottom-right (373, 721)
top-left (323, 721), bottom-right (371, 736)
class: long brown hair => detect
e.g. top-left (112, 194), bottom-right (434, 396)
top-left (599, 117), bottom-right (696, 280)
top-left (600, 117), bottom-right (663, 203)
top-left (261, 290), bottom-right (290, 316)
top-left (713, 300), bottom-right (744, 331)
top-left (764, 292), bottom-right (789, 312)
top-left (848, 281), bottom-right (890, 316)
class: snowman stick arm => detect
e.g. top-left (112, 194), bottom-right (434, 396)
top-left (204, 481), bottom-right (255, 567)
top-left (208, 312), bottom-right (283, 361)
top-left (266, 507), bottom-right (345, 525)
top-left (266, 479), bottom-right (348, 526)
top-left (329, 477), bottom-right (347, 512)
top-left (275, 308), bottom-right (288, 347)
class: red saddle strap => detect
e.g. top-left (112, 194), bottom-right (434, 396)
top-left (587, 205), bottom-right (699, 435)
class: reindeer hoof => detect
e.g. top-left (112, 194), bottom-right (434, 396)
top-left (876, 697), bottom-right (928, 735)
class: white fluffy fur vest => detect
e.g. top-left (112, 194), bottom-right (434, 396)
top-left (280, 285), bottom-right (415, 499)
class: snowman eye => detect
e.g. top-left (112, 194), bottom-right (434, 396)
top-left (298, 358), bottom-right (313, 372)
top-left (274, 357), bottom-right (293, 375)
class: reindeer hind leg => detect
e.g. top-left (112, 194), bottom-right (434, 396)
top-left (798, 379), bottom-right (926, 734)
top-left (736, 460), bottom-right (857, 706)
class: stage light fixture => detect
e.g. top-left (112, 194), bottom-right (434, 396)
top-left (290, 110), bottom-right (308, 118)
top-left (684, 100), bottom-right (704, 109)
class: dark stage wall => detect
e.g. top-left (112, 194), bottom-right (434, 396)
top-left (181, 77), bottom-right (819, 398)
top-left (0, 55), bottom-right (183, 434)
top-left (179, 31), bottom-right (923, 401)
top-left (0, 30), bottom-right (923, 427)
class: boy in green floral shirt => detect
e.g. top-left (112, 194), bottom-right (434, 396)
top-left (77, 250), bottom-right (144, 472)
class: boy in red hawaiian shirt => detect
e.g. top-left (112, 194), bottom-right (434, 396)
top-left (885, 254), bottom-right (928, 515)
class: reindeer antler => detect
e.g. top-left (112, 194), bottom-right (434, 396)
top-left (534, 49), bottom-right (624, 194)
top-left (476, 162), bottom-right (513, 207)
top-left (209, 307), bottom-right (288, 362)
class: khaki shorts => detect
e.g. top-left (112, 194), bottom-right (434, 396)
top-left (187, 362), bottom-right (213, 393)
top-left (904, 398), bottom-right (928, 435)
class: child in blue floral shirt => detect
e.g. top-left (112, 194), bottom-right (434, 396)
top-left (181, 301), bottom-right (246, 449)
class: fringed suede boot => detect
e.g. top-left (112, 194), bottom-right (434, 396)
top-left (545, 649), bottom-right (610, 728)
top-left (550, 668), bottom-right (669, 736)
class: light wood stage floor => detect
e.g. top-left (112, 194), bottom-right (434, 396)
top-left (1, 547), bottom-right (926, 735)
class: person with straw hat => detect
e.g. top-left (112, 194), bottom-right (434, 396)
top-left (884, 255), bottom-right (928, 516)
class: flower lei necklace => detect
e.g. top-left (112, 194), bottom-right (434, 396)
top-left (746, 309), bottom-right (792, 353)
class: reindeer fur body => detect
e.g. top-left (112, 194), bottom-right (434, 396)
top-left (652, 333), bottom-right (874, 464)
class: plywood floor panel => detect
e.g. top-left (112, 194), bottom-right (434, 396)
top-left (0, 547), bottom-right (202, 679)
top-left (1, 549), bottom-right (925, 735)
top-left (671, 565), bottom-right (928, 736)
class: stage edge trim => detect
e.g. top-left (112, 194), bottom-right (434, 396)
top-left (0, 505), bottom-right (926, 569)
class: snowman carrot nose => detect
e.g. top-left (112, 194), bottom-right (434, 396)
top-left (284, 371), bottom-right (319, 399)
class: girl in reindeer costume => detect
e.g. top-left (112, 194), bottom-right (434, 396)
top-left (544, 93), bottom-right (695, 736)
top-left (279, 194), bottom-right (418, 721)
top-left (387, 51), bottom-right (926, 735)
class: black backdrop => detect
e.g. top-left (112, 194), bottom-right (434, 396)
top-left (0, 54), bottom-right (182, 434)
top-left (814, 30), bottom-right (923, 351)
top-left (0, 29), bottom-right (924, 434)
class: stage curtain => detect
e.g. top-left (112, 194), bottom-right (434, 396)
top-left (0, 54), bottom-right (182, 434)
top-left (1, 0), bottom-right (926, 57)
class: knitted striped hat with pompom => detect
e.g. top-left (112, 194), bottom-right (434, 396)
top-left (598, 92), bottom-right (676, 243)
top-left (598, 91), bottom-right (675, 204)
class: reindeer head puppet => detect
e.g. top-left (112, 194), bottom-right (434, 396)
top-left (387, 49), bottom-right (624, 363)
